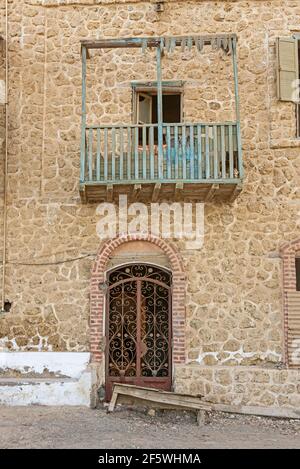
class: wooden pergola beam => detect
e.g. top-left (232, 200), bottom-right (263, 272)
top-left (80, 34), bottom-right (237, 50)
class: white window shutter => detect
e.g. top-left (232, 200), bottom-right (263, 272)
top-left (276, 37), bottom-right (299, 102)
top-left (137, 93), bottom-right (152, 124)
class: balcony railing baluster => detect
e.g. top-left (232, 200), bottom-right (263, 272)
top-left (190, 125), bottom-right (195, 179)
top-left (104, 128), bottom-right (108, 181)
top-left (96, 128), bottom-right (101, 181)
top-left (149, 126), bottom-right (155, 180)
top-left (221, 125), bottom-right (226, 179)
top-left (174, 125), bottom-right (179, 180)
top-left (228, 125), bottom-right (233, 179)
top-left (119, 127), bottom-right (124, 180)
top-left (181, 125), bottom-right (187, 179)
top-left (197, 124), bottom-right (202, 179)
top-left (205, 126), bottom-right (210, 179)
top-left (134, 127), bottom-right (139, 180)
top-left (166, 125), bottom-right (171, 179)
top-left (213, 125), bottom-right (218, 179)
top-left (142, 126), bottom-right (147, 180)
top-left (127, 127), bottom-right (131, 180)
top-left (88, 128), bottom-right (93, 181)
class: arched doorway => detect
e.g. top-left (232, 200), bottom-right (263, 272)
top-left (105, 263), bottom-right (172, 400)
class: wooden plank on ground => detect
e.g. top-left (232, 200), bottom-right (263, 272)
top-left (108, 383), bottom-right (300, 420)
top-left (108, 383), bottom-right (211, 413)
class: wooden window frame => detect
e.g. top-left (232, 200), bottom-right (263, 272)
top-left (131, 81), bottom-right (184, 124)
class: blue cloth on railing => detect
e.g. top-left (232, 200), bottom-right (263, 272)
top-left (166, 145), bottom-right (198, 162)
top-left (164, 145), bottom-right (200, 178)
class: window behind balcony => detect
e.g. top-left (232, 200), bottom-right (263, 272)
top-left (137, 93), bottom-right (181, 125)
top-left (133, 82), bottom-right (182, 144)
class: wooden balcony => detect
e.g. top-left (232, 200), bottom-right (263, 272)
top-left (79, 35), bottom-right (243, 203)
top-left (79, 122), bottom-right (243, 203)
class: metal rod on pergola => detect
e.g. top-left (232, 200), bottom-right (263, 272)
top-left (80, 34), bottom-right (240, 183)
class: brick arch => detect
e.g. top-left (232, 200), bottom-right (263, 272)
top-left (280, 239), bottom-right (300, 366)
top-left (90, 234), bottom-right (186, 364)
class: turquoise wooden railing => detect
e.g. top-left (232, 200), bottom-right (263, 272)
top-left (80, 123), bottom-right (242, 183)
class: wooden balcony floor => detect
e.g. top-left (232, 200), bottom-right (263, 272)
top-left (80, 180), bottom-right (242, 203)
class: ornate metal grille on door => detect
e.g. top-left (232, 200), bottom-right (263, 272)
top-left (105, 264), bottom-right (172, 400)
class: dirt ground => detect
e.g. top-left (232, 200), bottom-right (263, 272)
top-left (0, 405), bottom-right (299, 449)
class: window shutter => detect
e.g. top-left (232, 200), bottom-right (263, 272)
top-left (276, 37), bottom-right (298, 102)
top-left (137, 93), bottom-right (152, 124)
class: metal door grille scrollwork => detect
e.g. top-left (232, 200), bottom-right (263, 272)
top-left (108, 281), bottom-right (137, 377)
top-left (106, 264), bottom-right (172, 395)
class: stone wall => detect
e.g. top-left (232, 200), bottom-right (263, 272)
top-left (175, 364), bottom-right (300, 410)
top-left (0, 1), bottom-right (299, 377)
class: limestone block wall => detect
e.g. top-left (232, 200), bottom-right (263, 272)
top-left (0, 0), bottom-right (298, 377)
top-left (175, 364), bottom-right (300, 410)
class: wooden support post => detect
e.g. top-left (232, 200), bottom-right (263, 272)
top-left (133, 184), bottom-right (141, 201)
top-left (232, 37), bottom-right (243, 179)
top-left (156, 46), bottom-right (163, 180)
top-left (79, 184), bottom-right (87, 204)
top-left (197, 410), bottom-right (209, 426)
top-left (107, 184), bottom-right (113, 202)
top-left (229, 183), bottom-right (242, 203)
top-left (175, 182), bottom-right (184, 202)
top-left (152, 183), bottom-right (161, 202)
top-left (108, 391), bottom-right (118, 413)
top-left (80, 45), bottom-right (87, 184)
top-left (205, 184), bottom-right (219, 202)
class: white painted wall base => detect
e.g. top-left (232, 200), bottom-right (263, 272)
top-left (0, 352), bottom-right (93, 406)
top-left (0, 352), bottom-right (90, 378)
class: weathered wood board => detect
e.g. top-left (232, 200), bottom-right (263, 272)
top-left (108, 383), bottom-right (300, 421)
top-left (108, 383), bottom-right (211, 413)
